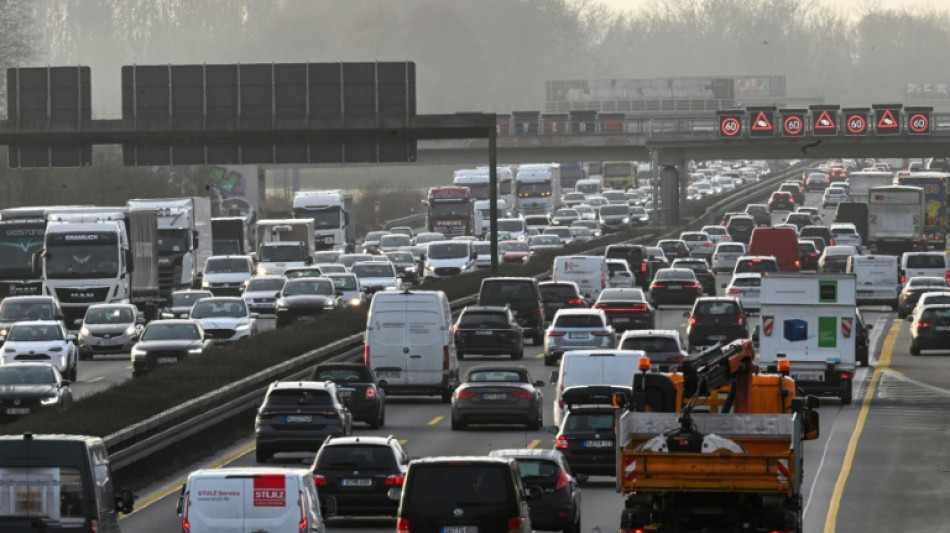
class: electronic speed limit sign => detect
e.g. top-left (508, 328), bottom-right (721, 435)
top-left (718, 114), bottom-right (742, 138)
top-left (781, 111), bottom-right (806, 137)
top-left (908, 110), bottom-right (931, 135)
top-left (844, 109), bottom-right (869, 136)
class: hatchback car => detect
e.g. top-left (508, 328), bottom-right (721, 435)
top-left (488, 449), bottom-right (581, 533)
top-left (543, 309), bottom-right (616, 366)
top-left (553, 405), bottom-right (617, 479)
top-left (725, 215), bottom-right (757, 244)
top-left (724, 272), bottom-right (762, 311)
top-left (275, 277), bottom-right (340, 326)
top-left (680, 232), bottom-right (715, 260)
top-left (805, 172), bottom-right (830, 191)
top-left (2, 321), bottom-right (78, 381)
top-left (190, 297), bottom-right (258, 341)
top-left (616, 329), bottom-right (688, 370)
top-left (351, 260), bottom-right (402, 295)
top-left (798, 240), bottom-right (821, 271)
top-left (779, 182), bottom-right (805, 205)
top-left (745, 203), bottom-right (771, 227)
top-left (818, 245), bottom-right (859, 273)
top-left (734, 256), bottom-right (780, 275)
top-left (768, 191), bottom-right (795, 212)
top-left (701, 225), bottom-right (731, 244)
top-left (898, 277), bottom-right (950, 318)
top-left (451, 366), bottom-right (545, 430)
top-left (130, 319), bottom-right (209, 377)
top-left (649, 268), bottom-right (703, 308)
top-left (539, 281), bottom-right (588, 322)
top-left (711, 241), bottom-right (747, 273)
top-left (499, 240), bottom-right (533, 265)
top-left (685, 297), bottom-right (749, 351)
top-left (454, 305), bottom-right (524, 360)
top-left (76, 304), bottom-right (143, 360)
top-left (910, 304), bottom-right (950, 355)
top-left (255, 380), bottom-right (352, 463)
top-left (606, 259), bottom-right (636, 289)
top-left (592, 287), bottom-right (654, 332)
top-left (645, 246), bottom-right (671, 275)
top-left (822, 187), bottom-right (848, 208)
top-left (0, 363), bottom-right (72, 420)
top-left (783, 212), bottom-right (814, 231)
top-left (914, 291), bottom-right (950, 317)
top-left (310, 435), bottom-right (408, 517)
top-left (241, 276), bottom-right (285, 315)
top-left (829, 222), bottom-right (862, 248)
top-left (657, 239), bottom-right (690, 261)
top-left (310, 362), bottom-right (386, 429)
top-left (570, 219), bottom-right (602, 238)
top-left (670, 258), bottom-right (716, 295)
top-left (160, 289), bottom-right (213, 319)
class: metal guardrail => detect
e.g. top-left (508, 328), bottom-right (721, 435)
top-left (382, 213), bottom-right (426, 230)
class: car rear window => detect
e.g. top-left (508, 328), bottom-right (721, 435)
top-left (565, 413), bottom-right (615, 431)
top-left (265, 389), bottom-right (333, 407)
top-left (907, 255), bottom-right (947, 269)
top-left (736, 260), bottom-right (777, 273)
top-left (316, 445), bottom-right (397, 470)
top-left (406, 464), bottom-right (511, 505)
top-left (922, 308), bottom-right (950, 320)
top-left (468, 370), bottom-right (526, 383)
top-left (717, 244), bottom-right (744, 253)
top-left (695, 301), bottom-right (739, 315)
top-left (728, 219), bottom-right (754, 229)
top-left (731, 277), bottom-right (761, 288)
top-left (541, 285), bottom-right (580, 299)
top-left (480, 281), bottom-right (535, 304)
top-left (606, 247), bottom-right (644, 263)
top-left (620, 337), bottom-right (680, 356)
top-left (459, 312), bottom-right (509, 328)
top-left (514, 459), bottom-right (560, 482)
top-left (607, 262), bottom-right (629, 274)
top-left (656, 270), bottom-right (696, 281)
top-left (554, 314), bottom-right (604, 328)
top-left (674, 262), bottom-right (707, 273)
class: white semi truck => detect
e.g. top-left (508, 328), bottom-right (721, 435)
top-left (291, 190), bottom-right (355, 253)
top-left (127, 197), bottom-right (212, 296)
top-left (867, 185), bottom-right (926, 255)
top-left (253, 219), bottom-right (315, 276)
top-left (514, 163), bottom-right (561, 216)
top-left (759, 273), bottom-right (857, 404)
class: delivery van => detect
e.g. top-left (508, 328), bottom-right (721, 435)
top-left (552, 255), bottom-right (608, 301)
top-left (364, 290), bottom-right (458, 403)
top-left (176, 467), bottom-right (330, 533)
top-left (0, 434), bottom-right (134, 533)
top-left (748, 227), bottom-right (800, 272)
top-left (550, 349), bottom-right (646, 425)
top-left (900, 252), bottom-right (950, 285)
top-left (848, 255), bottom-right (900, 309)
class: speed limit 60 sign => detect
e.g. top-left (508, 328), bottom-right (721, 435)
top-left (780, 110), bottom-right (806, 137)
top-left (843, 108), bottom-right (869, 136)
top-left (718, 112), bottom-right (743, 138)
top-left (906, 107), bottom-right (932, 135)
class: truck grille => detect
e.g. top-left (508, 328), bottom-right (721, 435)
top-left (158, 264), bottom-right (183, 295)
top-left (204, 328), bottom-right (235, 340)
top-left (434, 267), bottom-right (461, 276)
top-left (54, 286), bottom-right (111, 304)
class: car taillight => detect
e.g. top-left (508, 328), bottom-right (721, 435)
top-left (841, 372), bottom-right (852, 380)
top-left (508, 517), bottom-right (523, 533)
top-left (443, 345), bottom-right (450, 371)
top-left (738, 316), bottom-right (744, 326)
top-left (511, 389), bottom-right (533, 399)
top-left (704, 242), bottom-right (712, 247)
top-left (456, 389), bottom-right (477, 399)
top-left (688, 316), bottom-right (696, 326)
top-left (904, 289), bottom-right (913, 296)
top-left (180, 492), bottom-right (190, 532)
top-left (548, 330), bottom-right (566, 337)
top-left (592, 331), bottom-right (611, 336)
top-left (620, 530), bottom-right (647, 533)
top-left (684, 282), bottom-right (701, 289)
top-left (795, 260), bottom-right (800, 268)
top-left (363, 345), bottom-right (369, 366)
top-left (533, 307), bottom-right (541, 316)
top-left (631, 303), bottom-right (648, 312)
top-left (397, 517), bottom-right (410, 532)
top-left (452, 325), bottom-right (459, 334)
top-left (313, 475), bottom-right (327, 486)
top-left (554, 469), bottom-right (571, 491)
top-left (650, 283), bottom-right (665, 290)
top-left (946, 270), bottom-right (950, 283)
top-left (593, 303), bottom-right (606, 310)
top-left (555, 435), bottom-right (568, 449)
top-left (298, 491), bottom-right (308, 533)
top-left (809, 252), bottom-right (818, 257)
top-left (829, 238), bottom-right (835, 246)
top-left (365, 387), bottom-right (376, 399)
top-left (92, 518), bottom-right (100, 533)
top-left (726, 288), bottom-right (742, 295)
top-left (640, 263), bottom-right (647, 272)
top-left (917, 321), bottom-right (931, 329)
top-left (385, 475), bottom-right (405, 486)
top-left (568, 298), bottom-right (584, 305)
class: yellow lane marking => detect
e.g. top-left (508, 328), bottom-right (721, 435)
top-left (128, 442), bottom-right (257, 514)
top-left (527, 439), bottom-right (540, 449)
top-left (85, 377), bottom-right (104, 384)
top-left (427, 416), bottom-right (444, 426)
top-left (125, 365), bottom-right (133, 370)
top-left (678, 323), bottom-right (686, 328)
top-left (534, 353), bottom-right (543, 359)
top-left (399, 439), bottom-right (408, 445)
top-left (824, 319), bottom-right (901, 533)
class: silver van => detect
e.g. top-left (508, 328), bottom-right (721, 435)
top-left (364, 290), bottom-right (459, 402)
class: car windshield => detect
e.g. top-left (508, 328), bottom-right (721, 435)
top-left (352, 263), bottom-right (395, 278)
top-left (328, 275), bottom-right (358, 290)
top-left (245, 278), bottom-right (285, 291)
top-left (141, 323), bottom-right (201, 341)
top-left (283, 279), bottom-right (334, 296)
top-left (8, 325), bottom-right (63, 342)
top-left (467, 370), bottom-right (527, 383)
top-left (84, 307), bottom-right (134, 324)
top-left (170, 292), bottom-right (210, 307)
top-left (531, 235), bottom-right (561, 245)
top-left (459, 312), bottom-right (510, 328)
top-left (600, 205), bottom-right (628, 216)
top-left (205, 258), bottom-right (249, 274)
top-left (259, 245), bottom-right (304, 262)
top-left (364, 232), bottom-right (387, 243)
top-left (566, 412), bottom-right (614, 431)
top-left (380, 235), bottom-right (411, 247)
top-left (190, 300), bottom-right (248, 318)
top-left (499, 241), bottom-right (529, 253)
top-left (386, 252), bottom-right (414, 263)
top-left (0, 366), bottom-right (56, 385)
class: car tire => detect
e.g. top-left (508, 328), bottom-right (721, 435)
top-left (567, 514), bottom-right (582, 533)
top-left (451, 415), bottom-right (466, 431)
top-left (79, 351), bottom-right (91, 361)
top-left (898, 309), bottom-right (907, 319)
top-left (911, 340), bottom-right (921, 356)
top-left (512, 347), bottom-right (523, 360)
top-left (532, 331), bottom-right (543, 346)
top-left (68, 365), bottom-right (77, 382)
top-left (369, 408), bottom-right (384, 429)
top-left (457, 351), bottom-right (465, 361)
top-left (528, 410), bottom-right (541, 431)
top-left (255, 446), bottom-right (272, 463)
top-left (544, 354), bottom-right (557, 367)
top-left (132, 369), bottom-right (144, 378)
top-left (440, 388), bottom-right (452, 404)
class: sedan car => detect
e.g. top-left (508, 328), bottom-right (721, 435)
top-left (385, 250), bottom-right (421, 284)
top-left (551, 208), bottom-right (581, 226)
top-left (159, 289), bottom-right (213, 319)
top-left (617, 329), bottom-right (688, 370)
top-left (499, 239), bottom-right (532, 264)
top-left (310, 435), bottom-right (408, 518)
top-left (538, 281), bottom-right (587, 322)
top-left (351, 260), bottom-right (402, 295)
top-left (255, 380), bottom-right (352, 463)
top-left (783, 212), bottom-right (814, 231)
top-left (822, 187), bottom-right (848, 208)
top-left (679, 232), bottom-right (714, 260)
top-left (898, 277), bottom-right (950, 318)
top-left (592, 288), bottom-right (655, 332)
top-left (2, 321), bottom-right (78, 381)
top-left (657, 239), bottom-right (690, 261)
top-left (543, 309), bottom-right (616, 366)
top-left (711, 242), bottom-right (747, 274)
top-left (240, 276), bottom-right (285, 315)
top-left (310, 362), bottom-right (385, 428)
top-left (724, 272), bottom-right (762, 311)
top-left (0, 363), bottom-right (72, 421)
top-left (528, 234), bottom-right (563, 254)
top-left (670, 258), bottom-right (716, 296)
top-left (701, 225), bottom-right (731, 244)
top-left (190, 297), bottom-right (258, 341)
top-left (130, 320), bottom-right (209, 377)
top-left (451, 365), bottom-right (544, 430)
top-left (798, 240), bottom-right (821, 271)
top-left (910, 304), bottom-right (950, 355)
top-left (818, 245), bottom-right (859, 273)
top-left (275, 277), bottom-right (341, 326)
top-left (77, 303), bottom-right (144, 360)
top-left (649, 268), bottom-right (703, 308)
top-left (570, 220), bottom-right (602, 238)
top-left (685, 297), bottom-right (749, 351)
top-left (489, 449), bottom-right (581, 533)
top-left (768, 191), bottom-right (795, 212)
top-left (454, 305), bottom-right (524, 360)
top-left (325, 272), bottom-right (365, 309)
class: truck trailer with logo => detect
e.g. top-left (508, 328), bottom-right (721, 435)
top-left (425, 186), bottom-right (473, 237)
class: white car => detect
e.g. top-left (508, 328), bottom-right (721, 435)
top-left (829, 222), bottom-right (862, 249)
top-left (350, 260), bottom-right (402, 294)
top-left (570, 219), bottom-right (602, 237)
top-left (189, 297), bottom-right (258, 342)
top-left (574, 204), bottom-right (597, 221)
top-left (701, 225), bottom-right (731, 244)
top-left (241, 276), bottom-right (285, 315)
top-left (325, 272), bottom-right (366, 309)
top-left (2, 321), bottom-right (78, 380)
top-left (724, 272), bottom-right (762, 311)
top-left (711, 242), bottom-right (747, 274)
top-left (606, 259), bottom-right (636, 288)
top-left (822, 187), bottom-right (848, 207)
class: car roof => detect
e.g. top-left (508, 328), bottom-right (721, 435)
top-left (730, 272), bottom-right (762, 279)
top-left (269, 380), bottom-right (337, 392)
top-left (619, 329), bottom-right (680, 339)
top-left (488, 448), bottom-right (563, 460)
top-left (9, 320), bottom-right (63, 327)
top-left (552, 308), bottom-right (606, 317)
top-left (410, 456), bottom-right (514, 466)
top-left (147, 319), bottom-right (198, 326)
top-left (322, 435), bottom-right (396, 447)
top-left (461, 305), bottom-right (510, 313)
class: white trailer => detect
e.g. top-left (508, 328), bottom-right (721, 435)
top-left (847, 170), bottom-right (894, 204)
top-left (291, 190), bottom-right (355, 252)
top-left (759, 273), bottom-right (857, 404)
top-left (867, 185), bottom-right (925, 255)
top-left (514, 163), bottom-right (561, 216)
top-left (472, 199), bottom-right (507, 237)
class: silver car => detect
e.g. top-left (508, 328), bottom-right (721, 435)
top-left (711, 242), bottom-right (747, 274)
top-left (77, 303), bottom-right (144, 360)
top-left (543, 309), bottom-right (616, 366)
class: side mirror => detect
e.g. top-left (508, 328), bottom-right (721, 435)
top-left (125, 250), bottom-right (135, 273)
top-left (204, 333), bottom-right (214, 341)
top-left (60, 380), bottom-right (71, 387)
top-left (274, 292), bottom-right (282, 298)
top-left (866, 324), bottom-right (873, 330)
top-left (67, 334), bottom-right (77, 342)
top-left (115, 489), bottom-right (134, 514)
top-left (175, 496), bottom-right (183, 516)
top-left (525, 485), bottom-right (544, 501)
top-left (803, 409), bottom-right (820, 440)
top-left (682, 311), bottom-right (690, 318)
top-left (806, 395), bottom-right (820, 409)
top-left (534, 380), bottom-right (545, 387)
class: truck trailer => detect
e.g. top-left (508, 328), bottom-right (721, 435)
top-left (867, 185), bottom-right (926, 255)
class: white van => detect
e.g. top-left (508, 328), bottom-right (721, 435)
top-left (574, 178), bottom-right (603, 196)
top-left (364, 290), bottom-right (458, 402)
top-left (900, 251), bottom-right (950, 284)
top-left (177, 467), bottom-right (330, 533)
top-left (497, 218), bottom-right (527, 241)
top-left (848, 255), bottom-right (900, 309)
top-left (552, 255), bottom-right (609, 301)
top-left (422, 240), bottom-right (475, 280)
top-left (551, 349), bottom-right (646, 425)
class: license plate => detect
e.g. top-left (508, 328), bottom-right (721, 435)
top-left (341, 478), bottom-right (372, 487)
top-left (584, 440), bottom-right (613, 448)
top-left (708, 335), bottom-right (726, 340)
top-left (936, 325), bottom-right (950, 331)
top-left (475, 330), bottom-right (493, 335)
top-left (481, 393), bottom-right (507, 401)
top-left (377, 370), bottom-right (400, 378)
top-left (442, 527), bottom-right (477, 533)
top-left (792, 372), bottom-right (824, 382)
top-left (285, 415), bottom-right (312, 423)
top-left (568, 332), bottom-right (590, 339)
top-left (156, 357), bottom-right (177, 364)
top-left (339, 390), bottom-right (353, 398)
top-left (667, 285), bottom-right (682, 290)
top-left (5, 408), bottom-right (29, 415)
top-left (611, 317), bottom-right (630, 324)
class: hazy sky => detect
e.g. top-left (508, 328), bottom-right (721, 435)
top-left (600, 0), bottom-right (950, 18)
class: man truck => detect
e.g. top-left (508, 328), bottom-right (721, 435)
top-left (291, 190), bottom-right (355, 252)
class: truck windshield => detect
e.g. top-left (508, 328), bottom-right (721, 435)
top-left (156, 229), bottom-right (190, 254)
top-left (516, 182), bottom-right (552, 198)
top-left (293, 206), bottom-right (342, 229)
top-left (46, 243), bottom-right (119, 279)
top-left (429, 203), bottom-right (469, 218)
top-left (604, 163), bottom-right (632, 177)
top-left (259, 245), bottom-right (304, 262)
top-left (464, 183), bottom-right (489, 199)
top-left (0, 222), bottom-right (44, 278)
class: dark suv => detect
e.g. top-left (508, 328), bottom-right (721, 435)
top-left (685, 297), bottom-right (749, 350)
top-left (489, 449), bottom-right (582, 533)
top-left (453, 305), bottom-right (524, 359)
top-left (604, 244), bottom-right (650, 289)
top-left (254, 381), bottom-right (352, 463)
top-left (768, 191), bottom-right (795, 212)
top-left (725, 215), bottom-right (756, 244)
top-left (671, 258), bottom-right (716, 295)
top-left (553, 404), bottom-right (617, 480)
top-left (539, 281), bottom-right (588, 322)
top-left (310, 435), bottom-right (408, 517)
top-left (397, 456), bottom-right (538, 532)
top-left (745, 204), bottom-right (771, 227)
top-left (310, 362), bottom-right (386, 429)
top-left (478, 278), bottom-right (545, 344)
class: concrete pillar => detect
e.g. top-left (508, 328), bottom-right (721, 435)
top-left (660, 164), bottom-right (680, 226)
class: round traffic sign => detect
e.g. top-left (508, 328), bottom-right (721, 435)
top-left (846, 114), bottom-right (867, 134)
top-left (783, 115), bottom-right (803, 135)
top-left (720, 117), bottom-right (741, 137)
top-left (909, 113), bottom-right (929, 133)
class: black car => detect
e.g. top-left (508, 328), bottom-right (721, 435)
top-left (489, 449), bottom-right (582, 533)
top-left (783, 213), bottom-right (813, 232)
top-left (657, 240), bottom-right (690, 261)
top-left (275, 277), bottom-right (340, 326)
top-left (685, 297), bottom-right (749, 351)
top-left (592, 288), bottom-right (655, 332)
top-left (478, 277), bottom-right (545, 345)
top-left (539, 281), bottom-right (588, 322)
top-left (0, 363), bottom-right (72, 421)
top-left (130, 320), bottom-right (210, 377)
top-left (671, 258), bottom-right (716, 295)
top-left (725, 215), bottom-right (756, 244)
top-left (159, 290), bottom-right (214, 319)
top-left (255, 380), bottom-right (352, 463)
top-left (800, 225), bottom-right (835, 248)
top-left (310, 362), bottom-right (385, 428)
top-left (798, 240), bottom-right (820, 271)
top-left (779, 182), bottom-right (805, 205)
top-left (644, 246), bottom-right (671, 277)
top-left (451, 366), bottom-right (544, 430)
top-left (898, 277), bottom-right (950, 318)
top-left (745, 203), bottom-right (772, 227)
top-left (910, 304), bottom-right (950, 355)
top-left (649, 268), bottom-right (703, 308)
top-left (605, 244), bottom-right (651, 289)
top-left (454, 305), bottom-right (525, 360)
top-left (553, 404), bottom-right (617, 479)
top-left (768, 191), bottom-right (795, 212)
top-left (310, 435), bottom-right (408, 517)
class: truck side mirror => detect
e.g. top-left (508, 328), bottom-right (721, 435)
top-left (193, 233), bottom-right (199, 250)
top-left (31, 251), bottom-right (42, 277)
top-left (125, 250), bottom-right (135, 273)
top-left (803, 409), bottom-right (820, 441)
top-left (116, 489), bottom-right (134, 514)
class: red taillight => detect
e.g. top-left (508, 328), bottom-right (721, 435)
top-left (365, 387), bottom-right (376, 399)
top-left (688, 316), bottom-right (696, 326)
top-left (555, 469), bottom-right (571, 491)
top-left (511, 389), bottom-right (533, 399)
top-left (726, 288), bottom-right (742, 295)
top-left (452, 325), bottom-right (459, 334)
top-left (363, 345), bottom-right (369, 366)
top-left (841, 372), bottom-right (852, 380)
top-left (180, 492), bottom-right (190, 532)
top-left (738, 316), bottom-right (744, 326)
top-left (568, 298), bottom-right (584, 305)
top-left (443, 345), bottom-right (450, 371)
top-left (555, 435), bottom-right (568, 449)
top-left (592, 331), bottom-right (611, 337)
top-left (508, 516), bottom-right (523, 533)
top-left (829, 238), bottom-right (835, 246)
top-left (809, 252), bottom-right (818, 257)
top-left (903, 289), bottom-right (913, 296)
top-left (548, 330), bottom-right (566, 337)
top-left (456, 389), bottom-right (477, 399)
top-left (313, 475), bottom-right (327, 486)
top-left (397, 517), bottom-right (410, 532)
top-left (640, 263), bottom-right (647, 272)
top-left (899, 274), bottom-right (906, 284)
top-left (298, 491), bottom-right (308, 533)
top-left (946, 271), bottom-right (950, 283)
top-left (795, 260), bottom-right (800, 267)
top-left (704, 242), bottom-right (713, 247)
top-left (92, 518), bottom-right (100, 533)
top-left (593, 303), bottom-right (606, 310)
top-left (684, 282), bottom-right (701, 289)
top-left (631, 303), bottom-right (648, 312)
top-left (650, 283), bottom-right (665, 290)
top-left (917, 321), bottom-right (932, 329)
top-left (620, 529), bottom-right (647, 533)
top-left (385, 475), bottom-right (405, 486)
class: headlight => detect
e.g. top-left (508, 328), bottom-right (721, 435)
top-left (324, 299), bottom-right (337, 309)
top-left (348, 297), bottom-right (362, 307)
top-left (201, 280), bottom-right (210, 289)
top-left (124, 326), bottom-right (138, 336)
top-left (188, 347), bottom-right (203, 355)
top-left (161, 312), bottom-right (174, 319)
top-left (255, 266), bottom-right (268, 276)
top-left (79, 327), bottom-right (91, 337)
top-left (0, 329), bottom-right (7, 337)
top-left (622, 218), bottom-right (630, 224)
top-left (235, 322), bottom-right (251, 331)
top-left (276, 301), bottom-right (287, 309)
top-left (40, 395), bottom-right (60, 406)
top-left (426, 264), bottom-right (436, 272)
top-left (131, 346), bottom-right (146, 358)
